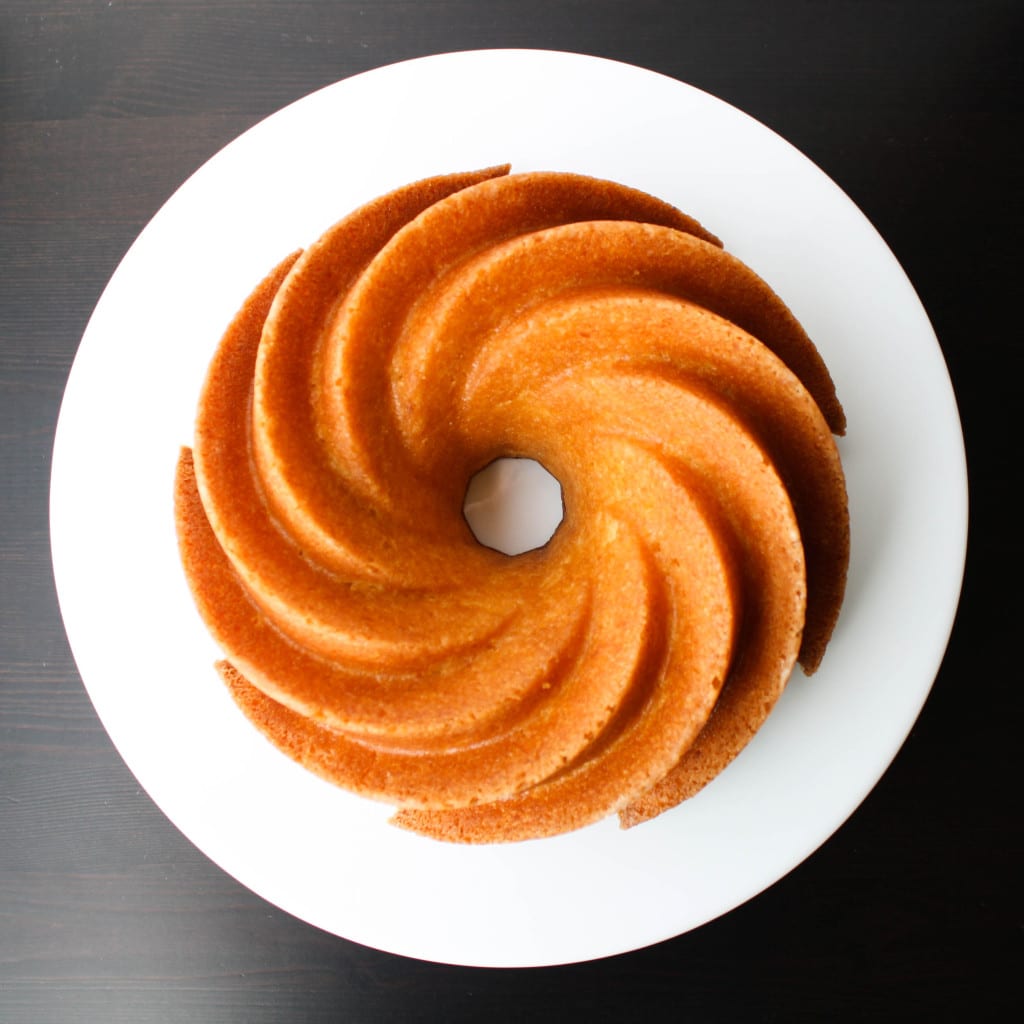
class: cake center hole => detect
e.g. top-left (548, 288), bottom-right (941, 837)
top-left (463, 458), bottom-right (564, 556)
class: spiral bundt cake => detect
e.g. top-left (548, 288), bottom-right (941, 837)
top-left (174, 165), bottom-right (849, 843)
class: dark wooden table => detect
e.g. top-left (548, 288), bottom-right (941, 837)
top-left (2, 2), bottom-right (1020, 1020)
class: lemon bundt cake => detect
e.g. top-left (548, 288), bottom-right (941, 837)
top-left (174, 166), bottom-right (849, 843)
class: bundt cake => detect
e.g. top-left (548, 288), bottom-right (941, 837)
top-left (174, 165), bottom-right (849, 843)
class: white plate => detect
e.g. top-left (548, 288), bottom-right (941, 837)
top-left (50, 50), bottom-right (967, 967)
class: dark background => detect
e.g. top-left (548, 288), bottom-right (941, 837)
top-left (2, 1), bottom-right (1020, 1020)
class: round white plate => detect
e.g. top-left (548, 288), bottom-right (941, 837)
top-left (50, 50), bottom-right (967, 967)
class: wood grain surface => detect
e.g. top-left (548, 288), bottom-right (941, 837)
top-left (1, 2), bottom-right (1020, 1021)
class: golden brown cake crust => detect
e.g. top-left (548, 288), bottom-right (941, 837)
top-left (174, 167), bottom-right (849, 843)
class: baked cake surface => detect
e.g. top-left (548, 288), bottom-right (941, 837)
top-left (175, 166), bottom-right (849, 843)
